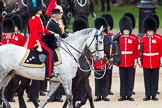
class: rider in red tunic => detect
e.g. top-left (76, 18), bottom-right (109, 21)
top-left (26, 0), bottom-right (59, 79)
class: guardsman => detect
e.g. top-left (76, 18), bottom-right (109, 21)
top-left (11, 14), bottom-right (26, 46)
top-left (93, 17), bottom-right (110, 102)
top-left (118, 16), bottom-right (137, 101)
top-left (2, 14), bottom-right (27, 102)
top-left (102, 13), bottom-right (114, 95)
top-left (138, 17), bottom-right (162, 101)
top-left (1, 18), bottom-right (18, 45)
top-left (26, 0), bottom-right (60, 79)
top-left (123, 12), bottom-right (138, 95)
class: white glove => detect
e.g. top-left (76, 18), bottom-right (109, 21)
top-left (54, 34), bottom-right (60, 40)
top-left (134, 59), bottom-right (137, 68)
top-left (137, 58), bottom-right (142, 67)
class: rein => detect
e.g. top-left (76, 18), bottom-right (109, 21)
top-left (93, 65), bottom-right (107, 79)
top-left (60, 39), bottom-right (93, 72)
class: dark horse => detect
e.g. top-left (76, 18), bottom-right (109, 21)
top-left (58, 0), bottom-right (96, 24)
top-left (62, 46), bottom-right (95, 108)
top-left (104, 33), bottom-right (122, 67)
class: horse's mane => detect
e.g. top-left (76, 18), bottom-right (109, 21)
top-left (65, 28), bottom-right (95, 42)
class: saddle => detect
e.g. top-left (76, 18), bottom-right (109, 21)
top-left (20, 48), bottom-right (62, 68)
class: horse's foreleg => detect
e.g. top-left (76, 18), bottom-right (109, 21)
top-left (38, 82), bottom-right (60, 108)
top-left (63, 80), bottom-right (73, 108)
top-left (84, 80), bottom-right (95, 108)
top-left (0, 72), bottom-right (15, 108)
top-left (17, 78), bottom-right (31, 108)
top-left (26, 84), bottom-right (39, 108)
top-left (77, 80), bottom-right (94, 108)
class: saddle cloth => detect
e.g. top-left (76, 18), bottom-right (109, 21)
top-left (20, 48), bottom-right (62, 68)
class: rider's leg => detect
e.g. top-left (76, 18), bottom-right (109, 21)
top-left (42, 44), bottom-right (59, 78)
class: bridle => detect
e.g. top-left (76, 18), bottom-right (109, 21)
top-left (76, 0), bottom-right (87, 7)
top-left (60, 29), bottom-right (104, 72)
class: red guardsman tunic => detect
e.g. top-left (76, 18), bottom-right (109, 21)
top-left (27, 16), bottom-right (51, 49)
top-left (130, 33), bottom-right (139, 60)
top-left (119, 34), bottom-right (137, 67)
top-left (1, 33), bottom-right (26, 46)
top-left (139, 34), bottom-right (162, 68)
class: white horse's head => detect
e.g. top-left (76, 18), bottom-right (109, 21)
top-left (86, 26), bottom-right (105, 61)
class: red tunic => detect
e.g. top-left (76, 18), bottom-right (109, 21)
top-left (139, 35), bottom-right (162, 68)
top-left (130, 33), bottom-right (139, 60)
top-left (119, 34), bottom-right (137, 67)
top-left (1, 33), bottom-right (26, 46)
top-left (27, 16), bottom-right (51, 49)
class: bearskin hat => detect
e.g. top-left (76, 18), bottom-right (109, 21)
top-left (11, 14), bottom-right (22, 31)
top-left (101, 13), bottom-right (114, 30)
top-left (27, 0), bottom-right (43, 16)
top-left (124, 12), bottom-right (136, 29)
top-left (150, 14), bottom-right (159, 29)
top-left (4, 13), bottom-right (13, 19)
top-left (94, 17), bottom-right (108, 33)
top-left (144, 16), bottom-right (157, 33)
top-left (119, 16), bottom-right (132, 33)
top-left (72, 17), bottom-right (89, 32)
top-left (76, 15), bottom-right (89, 23)
top-left (2, 18), bottom-right (15, 33)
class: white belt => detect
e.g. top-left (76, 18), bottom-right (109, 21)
top-left (121, 51), bottom-right (133, 54)
top-left (143, 52), bottom-right (159, 56)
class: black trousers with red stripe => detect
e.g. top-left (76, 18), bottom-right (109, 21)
top-left (41, 44), bottom-right (54, 78)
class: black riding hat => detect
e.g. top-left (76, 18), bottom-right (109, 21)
top-left (119, 16), bottom-right (132, 34)
top-left (27, 0), bottom-right (43, 16)
top-left (94, 17), bottom-right (108, 33)
top-left (2, 18), bottom-right (15, 33)
top-left (51, 8), bottom-right (62, 14)
top-left (11, 14), bottom-right (22, 31)
top-left (144, 16), bottom-right (157, 33)
top-left (101, 13), bottom-right (114, 30)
